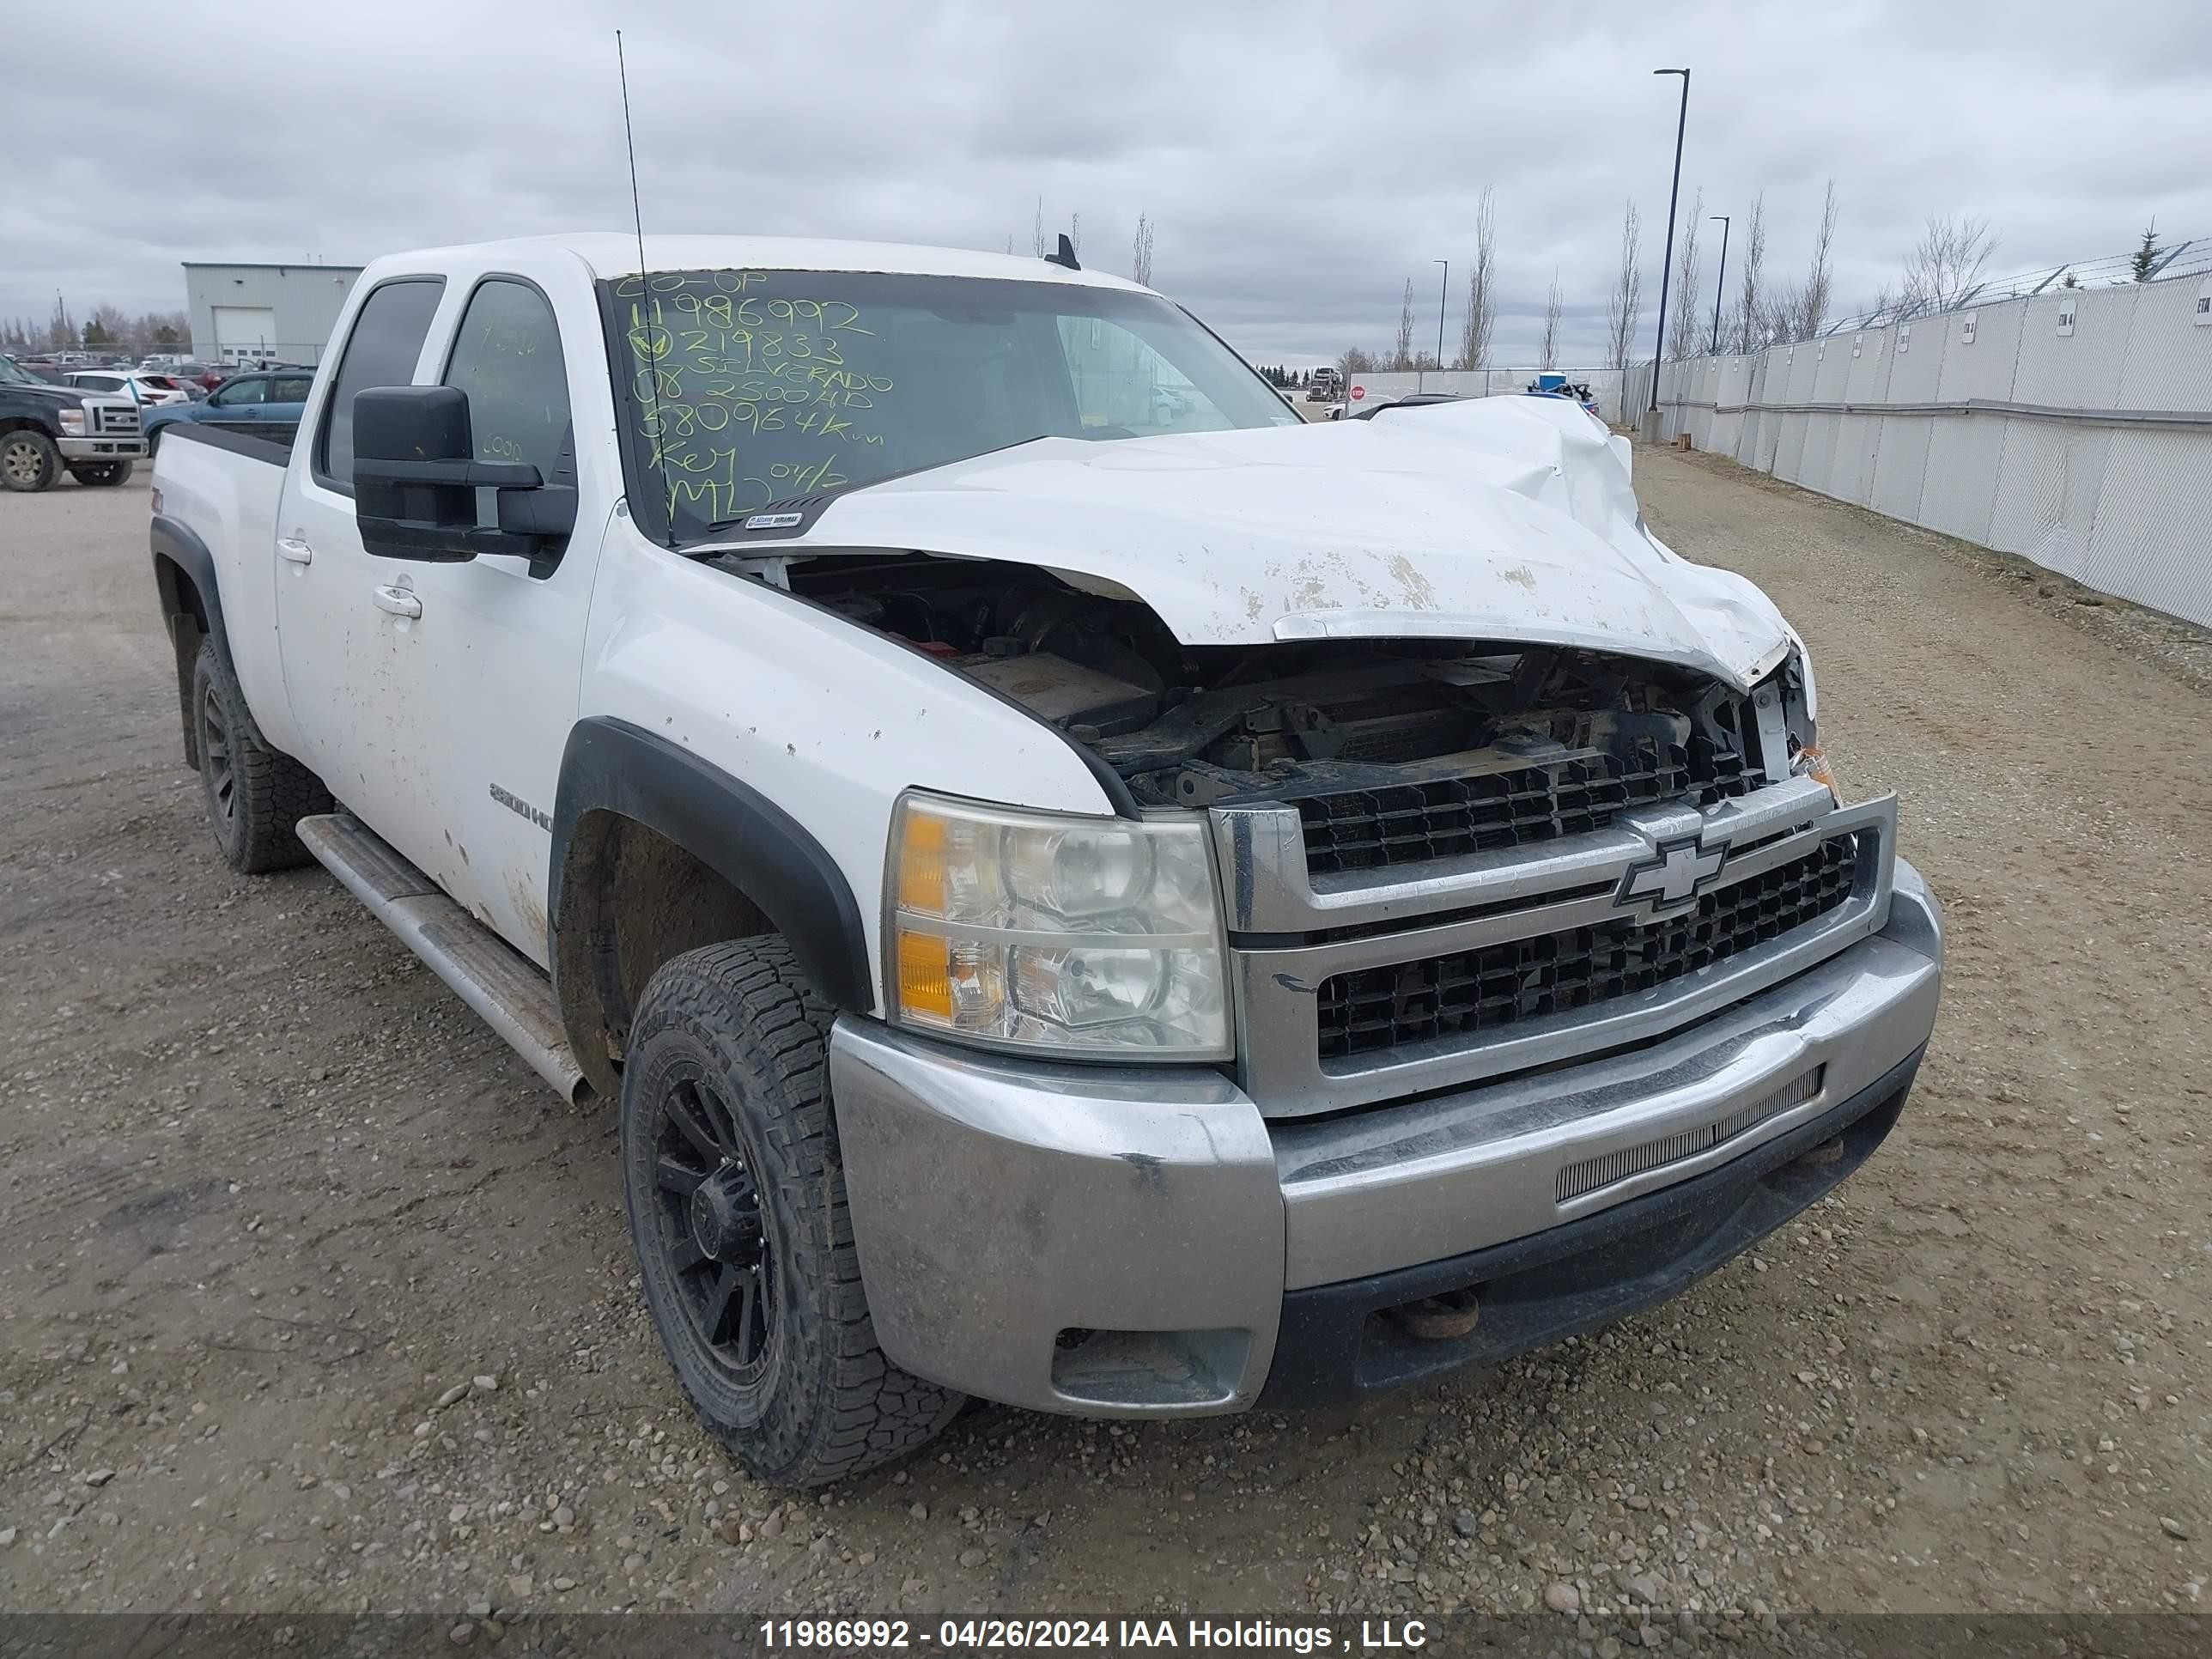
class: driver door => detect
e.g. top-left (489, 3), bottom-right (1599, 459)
top-left (274, 271), bottom-right (594, 965)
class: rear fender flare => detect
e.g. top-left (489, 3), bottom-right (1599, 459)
top-left (149, 514), bottom-right (235, 765)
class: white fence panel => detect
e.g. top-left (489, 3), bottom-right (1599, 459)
top-left (2079, 428), bottom-right (2212, 623)
top-left (1649, 267), bottom-right (2212, 627)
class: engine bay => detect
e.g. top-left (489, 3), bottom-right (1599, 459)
top-left (769, 554), bottom-right (1770, 820)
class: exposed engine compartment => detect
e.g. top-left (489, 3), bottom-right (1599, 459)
top-left (772, 555), bottom-right (1771, 862)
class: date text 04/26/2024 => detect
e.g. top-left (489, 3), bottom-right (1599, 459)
top-left (758, 1620), bottom-right (1431, 1651)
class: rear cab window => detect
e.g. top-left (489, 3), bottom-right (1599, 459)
top-left (314, 277), bottom-right (447, 491)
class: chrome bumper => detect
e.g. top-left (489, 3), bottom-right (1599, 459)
top-left (832, 860), bottom-right (1942, 1418)
top-left (58, 434), bottom-right (145, 459)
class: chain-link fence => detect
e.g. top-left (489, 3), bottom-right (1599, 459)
top-left (1625, 266), bottom-right (2212, 629)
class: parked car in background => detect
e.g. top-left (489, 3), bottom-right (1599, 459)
top-left (168, 362), bottom-right (221, 393)
top-left (63, 369), bottom-right (193, 408)
top-left (0, 351), bottom-right (143, 489)
top-left (143, 368), bottom-right (314, 456)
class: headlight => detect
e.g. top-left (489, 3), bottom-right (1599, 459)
top-left (886, 793), bottom-right (1231, 1060)
top-left (59, 407), bottom-right (86, 433)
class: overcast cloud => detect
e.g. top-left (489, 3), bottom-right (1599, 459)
top-left (8, 0), bottom-right (2209, 366)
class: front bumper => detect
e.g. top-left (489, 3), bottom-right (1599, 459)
top-left (833, 860), bottom-right (1942, 1417)
top-left (58, 434), bottom-right (146, 460)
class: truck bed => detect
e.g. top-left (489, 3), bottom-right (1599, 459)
top-left (165, 421), bottom-right (298, 464)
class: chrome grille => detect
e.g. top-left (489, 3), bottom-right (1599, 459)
top-left (1316, 835), bottom-right (1858, 1060)
top-left (1218, 778), bottom-right (1897, 1117)
top-left (92, 404), bottom-right (141, 435)
top-left (1297, 737), bottom-right (1755, 877)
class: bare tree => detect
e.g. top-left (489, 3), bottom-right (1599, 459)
top-left (1729, 193), bottom-right (1766, 352)
top-left (1340, 345), bottom-right (1376, 375)
top-left (1457, 185), bottom-right (1498, 369)
top-left (1604, 198), bottom-right (1643, 370)
top-left (1895, 213), bottom-right (1997, 318)
top-left (1787, 180), bottom-right (1840, 339)
top-left (1030, 196), bottom-right (1048, 258)
top-left (1667, 189), bottom-right (1704, 360)
top-left (1390, 278), bottom-right (1417, 371)
top-left (1755, 182), bottom-right (1839, 343)
top-left (1130, 211), bottom-right (1156, 287)
top-left (1539, 269), bottom-right (1563, 368)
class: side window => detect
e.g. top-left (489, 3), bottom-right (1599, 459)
top-left (213, 378), bottom-right (267, 408)
top-left (441, 279), bottom-right (572, 480)
top-left (316, 277), bottom-right (446, 489)
top-left (270, 377), bottom-right (314, 404)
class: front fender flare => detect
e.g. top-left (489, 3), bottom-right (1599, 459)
top-left (549, 717), bottom-right (875, 1063)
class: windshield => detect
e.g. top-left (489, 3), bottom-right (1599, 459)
top-left (601, 268), bottom-right (1298, 544)
top-left (0, 356), bottom-right (42, 387)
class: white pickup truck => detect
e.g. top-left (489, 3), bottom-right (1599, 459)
top-left (149, 234), bottom-right (1942, 1488)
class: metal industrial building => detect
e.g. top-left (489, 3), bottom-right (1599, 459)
top-left (183, 260), bottom-right (362, 365)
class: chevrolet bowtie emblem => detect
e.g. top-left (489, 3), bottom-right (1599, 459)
top-left (1616, 834), bottom-right (1728, 918)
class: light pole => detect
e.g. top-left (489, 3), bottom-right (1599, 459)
top-left (1431, 258), bottom-right (1449, 392)
top-left (1709, 215), bottom-right (1731, 353)
top-left (1648, 67), bottom-right (1690, 419)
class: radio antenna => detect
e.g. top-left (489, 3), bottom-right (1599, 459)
top-left (616, 30), bottom-right (676, 548)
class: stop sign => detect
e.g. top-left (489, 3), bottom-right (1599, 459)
top-left (1350, 385), bottom-right (1366, 400)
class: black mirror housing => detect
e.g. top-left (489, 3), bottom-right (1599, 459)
top-left (352, 386), bottom-right (574, 563)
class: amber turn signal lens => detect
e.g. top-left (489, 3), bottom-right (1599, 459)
top-left (896, 809), bottom-right (948, 916)
top-left (896, 930), bottom-right (953, 1019)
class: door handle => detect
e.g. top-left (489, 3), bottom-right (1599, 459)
top-left (371, 584), bottom-right (422, 619)
top-left (277, 538), bottom-right (313, 565)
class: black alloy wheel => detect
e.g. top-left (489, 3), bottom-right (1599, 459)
top-left (647, 1074), bottom-right (777, 1377)
top-left (199, 678), bottom-right (237, 835)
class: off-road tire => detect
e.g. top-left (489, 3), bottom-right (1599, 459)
top-left (1, 428), bottom-right (60, 492)
top-left (190, 639), bottom-right (332, 873)
top-left (621, 939), bottom-right (963, 1488)
top-left (68, 460), bottom-right (134, 487)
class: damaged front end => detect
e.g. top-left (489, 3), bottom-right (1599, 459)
top-left (773, 553), bottom-right (1819, 868)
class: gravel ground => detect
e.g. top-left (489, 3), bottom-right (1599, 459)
top-left (1, 453), bottom-right (2206, 1633)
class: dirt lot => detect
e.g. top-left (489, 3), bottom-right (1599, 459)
top-left (3, 453), bottom-right (2206, 1631)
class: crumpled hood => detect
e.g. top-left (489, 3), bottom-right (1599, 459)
top-left (757, 393), bottom-right (1795, 690)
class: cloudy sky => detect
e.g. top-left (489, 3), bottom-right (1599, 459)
top-left (9, 0), bottom-right (2209, 367)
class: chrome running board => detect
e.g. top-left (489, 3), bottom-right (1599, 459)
top-left (295, 812), bottom-right (592, 1104)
